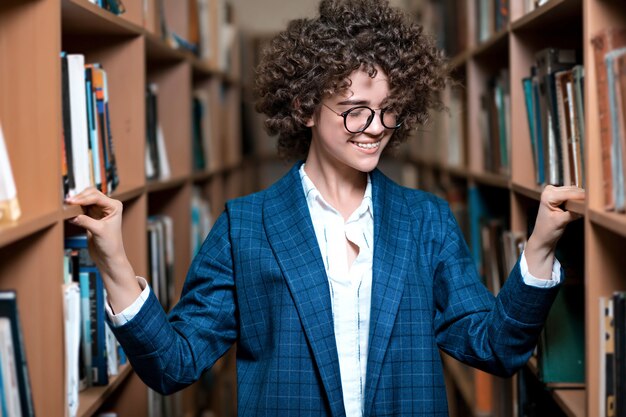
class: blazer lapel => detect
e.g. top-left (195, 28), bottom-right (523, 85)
top-left (263, 162), bottom-right (345, 417)
top-left (363, 169), bottom-right (411, 417)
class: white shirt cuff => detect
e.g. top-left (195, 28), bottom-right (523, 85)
top-left (520, 250), bottom-right (561, 288)
top-left (105, 277), bottom-right (151, 327)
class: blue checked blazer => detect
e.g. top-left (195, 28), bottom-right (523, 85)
top-left (111, 161), bottom-right (561, 416)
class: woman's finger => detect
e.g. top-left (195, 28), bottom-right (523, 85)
top-left (543, 186), bottom-right (585, 207)
top-left (66, 189), bottom-right (113, 208)
top-left (68, 213), bottom-right (102, 235)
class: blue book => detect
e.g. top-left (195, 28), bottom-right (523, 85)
top-left (0, 329), bottom-right (9, 417)
top-left (79, 271), bottom-right (93, 388)
top-left (522, 76), bottom-right (538, 183)
top-left (66, 235), bottom-right (108, 386)
top-left (468, 186), bottom-right (490, 283)
top-left (84, 69), bottom-right (102, 191)
top-left (532, 74), bottom-right (546, 185)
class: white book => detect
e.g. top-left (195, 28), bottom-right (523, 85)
top-left (0, 318), bottom-right (22, 417)
top-left (103, 290), bottom-right (118, 378)
top-left (0, 122), bottom-right (21, 223)
top-left (66, 54), bottom-right (92, 197)
top-left (63, 283), bottom-right (80, 417)
top-left (155, 125), bottom-right (170, 179)
top-left (196, 0), bottom-right (212, 60)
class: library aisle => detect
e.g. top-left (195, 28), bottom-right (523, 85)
top-left (1, 0), bottom-right (626, 417)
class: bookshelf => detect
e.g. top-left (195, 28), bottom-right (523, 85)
top-left (0, 0), bottom-right (247, 416)
top-left (406, 0), bottom-right (626, 416)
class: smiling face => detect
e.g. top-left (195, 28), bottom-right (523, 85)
top-left (305, 67), bottom-right (394, 176)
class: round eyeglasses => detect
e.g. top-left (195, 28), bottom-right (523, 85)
top-left (322, 103), bottom-right (402, 134)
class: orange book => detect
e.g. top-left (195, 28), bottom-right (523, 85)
top-left (591, 28), bottom-right (626, 211)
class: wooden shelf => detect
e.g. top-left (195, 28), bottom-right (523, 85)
top-left (445, 164), bottom-right (472, 179)
top-left (512, 183), bottom-right (543, 201)
top-left (553, 389), bottom-right (586, 417)
top-left (61, 0), bottom-right (142, 36)
top-left (473, 27), bottom-right (509, 61)
top-left (511, 0), bottom-right (583, 33)
top-left (144, 32), bottom-right (189, 64)
top-left (526, 356), bottom-right (586, 417)
top-left (449, 50), bottom-right (471, 70)
top-left (565, 199), bottom-right (585, 216)
top-left (589, 208), bottom-right (626, 239)
top-left (0, 210), bottom-right (59, 249)
top-left (146, 176), bottom-right (189, 193)
top-left (77, 365), bottom-right (133, 417)
top-left (470, 171), bottom-right (510, 189)
top-left (62, 204), bottom-right (84, 221)
top-left (111, 185), bottom-right (146, 203)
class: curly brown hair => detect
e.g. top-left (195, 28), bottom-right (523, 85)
top-left (255, 0), bottom-right (449, 160)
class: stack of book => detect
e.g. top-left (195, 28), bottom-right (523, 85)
top-left (61, 53), bottom-right (120, 198)
top-left (522, 48), bottom-right (585, 187)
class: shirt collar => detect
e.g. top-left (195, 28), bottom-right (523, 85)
top-left (299, 164), bottom-right (373, 221)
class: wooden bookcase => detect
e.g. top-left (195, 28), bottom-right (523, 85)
top-left (0, 0), bottom-right (248, 416)
top-left (404, 0), bottom-right (626, 416)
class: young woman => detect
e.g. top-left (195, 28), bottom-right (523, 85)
top-left (66, 0), bottom-right (585, 415)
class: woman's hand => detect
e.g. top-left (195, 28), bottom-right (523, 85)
top-left (65, 187), bottom-right (141, 312)
top-left (525, 185), bottom-right (586, 279)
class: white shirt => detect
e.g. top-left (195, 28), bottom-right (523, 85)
top-left (299, 165), bottom-right (373, 417)
top-left (107, 166), bottom-right (561, 417)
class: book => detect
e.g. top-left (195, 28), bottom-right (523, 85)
top-left (0, 317), bottom-right (21, 417)
top-left (65, 235), bottom-right (109, 387)
top-left (64, 53), bottom-right (92, 197)
top-left (599, 297), bottom-right (612, 417)
top-left (0, 291), bottom-right (35, 417)
top-left (612, 52), bottom-right (626, 213)
top-left (573, 65), bottom-right (586, 187)
top-left (145, 84), bottom-right (170, 180)
top-left (591, 28), bottom-right (626, 210)
top-left (0, 122), bottom-right (21, 224)
top-left (63, 282), bottom-right (81, 417)
top-left (606, 48), bottom-right (626, 212)
top-left (613, 292), bottom-right (626, 417)
top-left (534, 48), bottom-right (577, 186)
top-left (523, 74), bottom-right (541, 184)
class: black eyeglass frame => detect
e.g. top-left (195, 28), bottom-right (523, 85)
top-left (321, 103), bottom-right (403, 134)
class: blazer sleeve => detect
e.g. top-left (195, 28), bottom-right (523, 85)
top-left (109, 210), bottom-right (238, 394)
top-left (433, 203), bottom-right (561, 377)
